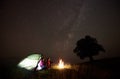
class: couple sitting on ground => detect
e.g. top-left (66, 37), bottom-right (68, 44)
top-left (36, 57), bottom-right (51, 70)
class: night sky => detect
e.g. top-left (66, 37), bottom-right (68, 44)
top-left (1, 0), bottom-right (120, 63)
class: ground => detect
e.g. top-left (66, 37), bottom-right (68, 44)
top-left (1, 57), bottom-right (120, 79)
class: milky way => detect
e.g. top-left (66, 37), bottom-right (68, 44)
top-left (1, 0), bottom-right (120, 63)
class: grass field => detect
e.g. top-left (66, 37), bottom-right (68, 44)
top-left (1, 57), bottom-right (120, 79)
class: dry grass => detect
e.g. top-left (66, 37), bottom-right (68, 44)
top-left (26, 64), bottom-right (111, 79)
top-left (10, 58), bottom-right (120, 79)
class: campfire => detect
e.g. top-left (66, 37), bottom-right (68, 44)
top-left (52, 59), bottom-right (71, 69)
top-left (58, 59), bottom-right (64, 69)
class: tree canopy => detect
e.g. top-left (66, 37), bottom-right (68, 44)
top-left (73, 35), bottom-right (105, 61)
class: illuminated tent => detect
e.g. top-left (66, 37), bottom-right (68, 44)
top-left (18, 54), bottom-right (42, 70)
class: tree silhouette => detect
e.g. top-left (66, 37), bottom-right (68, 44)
top-left (73, 35), bottom-right (105, 62)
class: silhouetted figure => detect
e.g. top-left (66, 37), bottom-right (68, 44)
top-left (46, 58), bottom-right (52, 69)
top-left (74, 35), bottom-right (105, 62)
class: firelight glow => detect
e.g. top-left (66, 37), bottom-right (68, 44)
top-left (58, 59), bottom-right (64, 69)
top-left (52, 59), bottom-right (71, 70)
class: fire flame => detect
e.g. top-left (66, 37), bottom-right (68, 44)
top-left (58, 59), bottom-right (64, 69)
top-left (51, 58), bottom-right (71, 69)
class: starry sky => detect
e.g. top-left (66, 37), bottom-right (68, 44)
top-left (1, 0), bottom-right (120, 63)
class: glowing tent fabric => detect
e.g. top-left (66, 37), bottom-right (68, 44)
top-left (18, 54), bottom-right (42, 70)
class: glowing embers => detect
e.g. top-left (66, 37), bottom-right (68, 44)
top-left (58, 59), bottom-right (64, 69)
